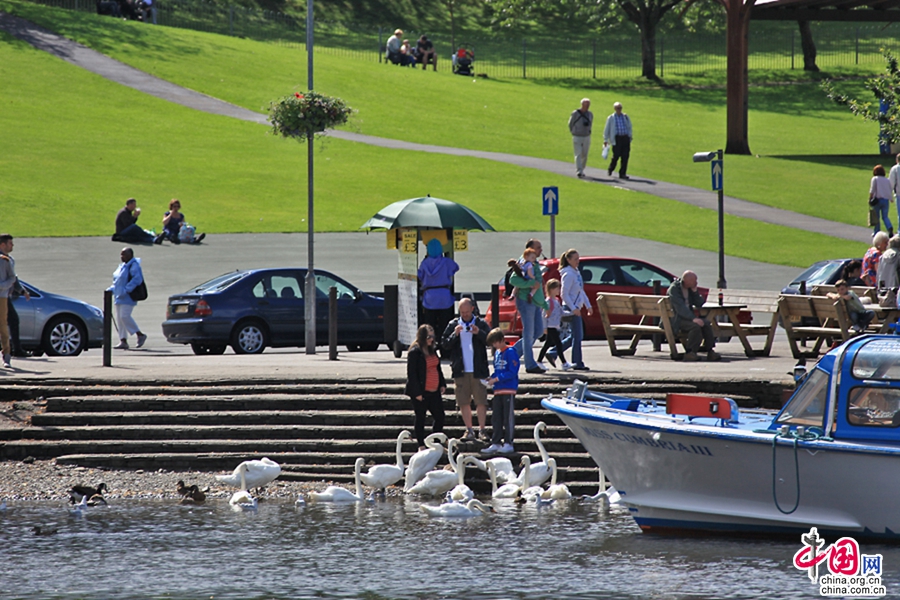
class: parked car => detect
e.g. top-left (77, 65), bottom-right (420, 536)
top-left (13, 281), bottom-right (104, 356)
top-left (162, 268), bottom-right (385, 355)
top-left (781, 258), bottom-right (858, 294)
top-left (485, 256), bottom-right (709, 340)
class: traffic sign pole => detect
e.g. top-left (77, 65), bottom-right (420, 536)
top-left (542, 186), bottom-right (559, 259)
top-left (550, 215), bottom-right (556, 259)
top-left (714, 150), bottom-right (725, 289)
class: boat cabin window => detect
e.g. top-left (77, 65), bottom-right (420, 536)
top-left (847, 387), bottom-right (900, 427)
top-left (852, 339), bottom-right (900, 381)
top-left (776, 368), bottom-right (829, 428)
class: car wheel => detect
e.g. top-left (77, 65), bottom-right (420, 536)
top-left (358, 343), bottom-right (380, 352)
top-left (42, 316), bottom-right (87, 356)
top-left (191, 343), bottom-right (227, 356)
top-left (346, 343), bottom-right (361, 352)
top-left (231, 321), bottom-right (267, 354)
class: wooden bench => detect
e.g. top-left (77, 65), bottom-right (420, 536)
top-left (711, 288), bottom-right (780, 357)
top-left (777, 294), bottom-right (853, 359)
top-left (596, 293), bottom-right (680, 359)
top-left (810, 285), bottom-right (877, 304)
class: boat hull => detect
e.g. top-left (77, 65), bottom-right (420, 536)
top-left (545, 398), bottom-right (900, 540)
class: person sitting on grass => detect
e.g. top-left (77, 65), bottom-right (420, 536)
top-left (159, 199), bottom-right (206, 245)
top-left (828, 279), bottom-right (875, 333)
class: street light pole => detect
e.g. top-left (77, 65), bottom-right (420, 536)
top-left (692, 149), bottom-right (726, 290)
top-left (304, 0), bottom-right (316, 354)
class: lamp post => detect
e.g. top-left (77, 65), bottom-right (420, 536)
top-left (304, 0), bottom-right (316, 354)
top-left (692, 149), bottom-right (726, 290)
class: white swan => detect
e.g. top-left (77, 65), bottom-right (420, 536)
top-left (449, 456), bottom-right (479, 502)
top-left (540, 458), bottom-right (572, 500)
top-left (579, 469), bottom-right (621, 506)
top-left (229, 489), bottom-right (258, 511)
top-left (421, 498), bottom-right (494, 518)
top-left (488, 462), bottom-right (522, 499)
top-left (470, 456), bottom-right (516, 484)
top-left (309, 458), bottom-right (366, 503)
top-left (360, 430), bottom-right (411, 492)
top-left (216, 458), bottom-right (281, 491)
top-left (404, 432), bottom-right (448, 491)
top-left (517, 455), bottom-right (546, 501)
top-left (407, 439), bottom-right (462, 497)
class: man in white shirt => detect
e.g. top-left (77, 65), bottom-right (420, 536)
top-left (441, 298), bottom-right (490, 441)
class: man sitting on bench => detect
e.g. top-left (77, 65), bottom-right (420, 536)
top-left (386, 29), bottom-right (405, 65)
top-left (668, 270), bottom-right (721, 362)
top-left (416, 35), bottom-right (437, 70)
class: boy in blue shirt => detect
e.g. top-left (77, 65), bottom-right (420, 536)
top-left (483, 328), bottom-right (520, 454)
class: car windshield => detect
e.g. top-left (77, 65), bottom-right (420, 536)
top-left (619, 262), bottom-right (674, 287)
top-left (186, 272), bottom-right (248, 294)
top-left (789, 261), bottom-right (844, 287)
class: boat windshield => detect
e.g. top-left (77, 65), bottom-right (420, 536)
top-left (847, 386), bottom-right (900, 427)
top-left (776, 368), bottom-right (829, 428)
top-left (852, 339), bottom-right (900, 380)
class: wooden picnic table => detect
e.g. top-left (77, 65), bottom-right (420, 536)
top-left (702, 302), bottom-right (774, 358)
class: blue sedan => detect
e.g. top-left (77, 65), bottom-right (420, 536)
top-left (162, 268), bottom-right (385, 355)
top-left (14, 281), bottom-right (104, 356)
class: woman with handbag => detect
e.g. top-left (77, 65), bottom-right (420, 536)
top-left (107, 247), bottom-right (148, 350)
top-left (869, 165), bottom-right (894, 237)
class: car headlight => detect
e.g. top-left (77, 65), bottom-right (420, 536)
top-left (90, 307), bottom-right (103, 318)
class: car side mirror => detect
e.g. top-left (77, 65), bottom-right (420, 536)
top-left (354, 289), bottom-right (363, 302)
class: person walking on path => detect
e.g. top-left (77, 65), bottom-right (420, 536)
top-left (869, 164), bottom-right (894, 237)
top-left (405, 324), bottom-right (446, 450)
top-left (0, 234), bottom-right (20, 368)
top-left (509, 239), bottom-right (548, 374)
top-left (568, 98), bottom-right (593, 178)
top-left (889, 153), bottom-right (900, 225)
top-left (108, 247), bottom-right (148, 350)
top-left (418, 239), bottom-right (459, 351)
top-left (559, 248), bottom-right (592, 371)
top-left (603, 102), bottom-right (633, 180)
top-left (113, 198), bottom-right (156, 244)
top-left (441, 298), bottom-right (490, 442)
top-left (482, 328), bottom-right (520, 455)
top-left (667, 270), bottom-right (720, 363)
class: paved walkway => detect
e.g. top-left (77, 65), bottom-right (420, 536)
top-left (0, 12), bottom-right (871, 244)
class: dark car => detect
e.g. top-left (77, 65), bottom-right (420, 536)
top-left (162, 268), bottom-right (385, 355)
top-left (13, 281), bottom-right (104, 356)
top-left (781, 258), bottom-right (858, 294)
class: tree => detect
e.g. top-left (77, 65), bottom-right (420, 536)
top-left (822, 50), bottom-right (900, 144)
top-left (798, 20), bottom-right (819, 72)
top-left (617, 0), bottom-right (687, 79)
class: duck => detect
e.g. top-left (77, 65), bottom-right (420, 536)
top-left (86, 494), bottom-right (108, 507)
top-left (309, 458), bottom-right (366, 503)
top-left (178, 483), bottom-right (206, 504)
top-left (449, 456), bottom-right (480, 502)
top-left (69, 483), bottom-right (107, 504)
top-left (32, 525), bottom-right (58, 536)
top-left (215, 458), bottom-right (281, 492)
top-left (406, 439), bottom-right (463, 497)
top-left (421, 498), bottom-right (494, 518)
top-left (540, 458), bottom-right (572, 500)
top-left (469, 456), bottom-right (516, 485)
top-left (487, 462), bottom-right (522, 499)
top-left (360, 430), bottom-right (411, 493)
top-left (403, 432), bottom-right (448, 491)
top-left (229, 489), bottom-right (258, 511)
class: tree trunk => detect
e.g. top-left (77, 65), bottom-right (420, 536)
top-left (798, 20), bottom-right (819, 72)
top-left (725, 0), bottom-right (751, 155)
top-left (640, 17), bottom-right (658, 80)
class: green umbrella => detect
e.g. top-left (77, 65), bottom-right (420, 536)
top-left (360, 196), bottom-right (495, 231)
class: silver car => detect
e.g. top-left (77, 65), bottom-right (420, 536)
top-left (11, 281), bottom-right (104, 356)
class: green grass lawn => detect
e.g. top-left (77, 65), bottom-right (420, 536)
top-left (0, 1), bottom-right (870, 266)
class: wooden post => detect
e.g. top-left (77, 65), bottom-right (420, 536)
top-left (328, 286), bottom-right (338, 361)
top-left (491, 284), bottom-right (500, 329)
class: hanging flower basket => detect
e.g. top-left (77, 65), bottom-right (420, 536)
top-left (267, 91), bottom-right (352, 143)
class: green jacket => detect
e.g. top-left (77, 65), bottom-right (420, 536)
top-left (509, 261), bottom-right (548, 310)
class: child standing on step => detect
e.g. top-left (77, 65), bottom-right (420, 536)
top-left (483, 328), bottom-right (520, 455)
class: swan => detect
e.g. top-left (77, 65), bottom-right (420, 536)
top-left (421, 498), bottom-right (494, 518)
top-left (488, 462), bottom-right (522, 499)
top-left (69, 483), bottom-right (107, 504)
top-left (215, 458), bottom-right (281, 491)
top-left (295, 494), bottom-right (306, 506)
top-left (580, 469), bottom-right (620, 506)
top-left (540, 458), bottom-right (572, 500)
top-left (404, 432), bottom-right (448, 491)
top-left (406, 465), bottom-right (459, 497)
top-left (517, 455), bottom-right (546, 501)
top-left (360, 430), bottom-right (411, 492)
top-left (229, 490), bottom-right (258, 511)
top-left (309, 458), bottom-right (366, 503)
top-left (449, 456), bottom-right (480, 502)
top-left (469, 456), bottom-right (516, 484)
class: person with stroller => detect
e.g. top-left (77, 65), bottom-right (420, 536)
top-left (159, 199), bottom-right (206, 245)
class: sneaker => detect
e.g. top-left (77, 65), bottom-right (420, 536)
top-left (620, 174), bottom-right (630, 180)
top-left (683, 352), bottom-right (699, 362)
top-left (562, 362), bottom-right (574, 371)
top-left (478, 430), bottom-right (490, 442)
top-left (499, 443), bottom-right (515, 454)
top-left (136, 333), bottom-right (147, 348)
top-left (572, 364), bottom-right (590, 371)
top-left (482, 444), bottom-right (502, 455)
top-left (153, 233), bottom-right (165, 245)
top-left (462, 429), bottom-right (477, 442)
top-left (537, 361), bottom-right (549, 371)
top-left (707, 350), bottom-right (722, 362)
top-left (607, 167), bottom-right (613, 176)
top-left (114, 340), bottom-right (128, 350)
top-left (193, 233), bottom-right (206, 244)
top-left (2, 354), bottom-right (11, 369)
top-left (525, 366), bottom-right (546, 374)
top-left (577, 172), bottom-right (584, 178)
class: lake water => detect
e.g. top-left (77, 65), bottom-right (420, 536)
top-left (2, 497), bottom-right (898, 599)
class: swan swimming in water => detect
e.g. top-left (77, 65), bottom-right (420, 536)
top-left (407, 439), bottom-right (462, 497)
top-left (229, 490), bottom-right (258, 511)
top-left (360, 430), bottom-right (411, 493)
top-left (309, 458), bottom-right (366, 503)
top-left (404, 432), bottom-right (448, 491)
top-left (449, 456), bottom-right (480, 502)
top-left (517, 455), bottom-right (546, 502)
top-left (421, 498), bottom-right (494, 518)
top-left (580, 469), bottom-right (620, 506)
top-left (216, 458), bottom-right (281, 492)
top-left (488, 462), bottom-right (522, 499)
top-left (509, 422), bottom-right (552, 488)
top-left (540, 458), bottom-right (572, 500)
top-left (469, 456), bottom-right (515, 485)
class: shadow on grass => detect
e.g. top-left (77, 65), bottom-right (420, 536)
top-left (768, 154), bottom-right (889, 169)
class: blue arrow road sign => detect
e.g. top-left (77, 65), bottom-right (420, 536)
top-left (543, 187), bottom-right (559, 216)
top-left (711, 160), bottom-right (723, 191)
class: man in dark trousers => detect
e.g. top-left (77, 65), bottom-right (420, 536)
top-left (442, 298), bottom-right (491, 442)
top-left (113, 198), bottom-right (157, 244)
top-left (603, 101), bottom-right (633, 180)
top-left (667, 270), bottom-right (720, 363)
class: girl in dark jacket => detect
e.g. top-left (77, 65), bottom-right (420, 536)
top-left (405, 324), bottom-right (446, 449)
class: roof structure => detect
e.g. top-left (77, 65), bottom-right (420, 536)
top-left (752, 0), bottom-right (900, 21)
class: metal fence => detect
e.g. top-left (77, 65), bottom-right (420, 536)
top-left (20, 0), bottom-right (900, 78)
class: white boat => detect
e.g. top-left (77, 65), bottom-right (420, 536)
top-left (542, 335), bottom-right (900, 540)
